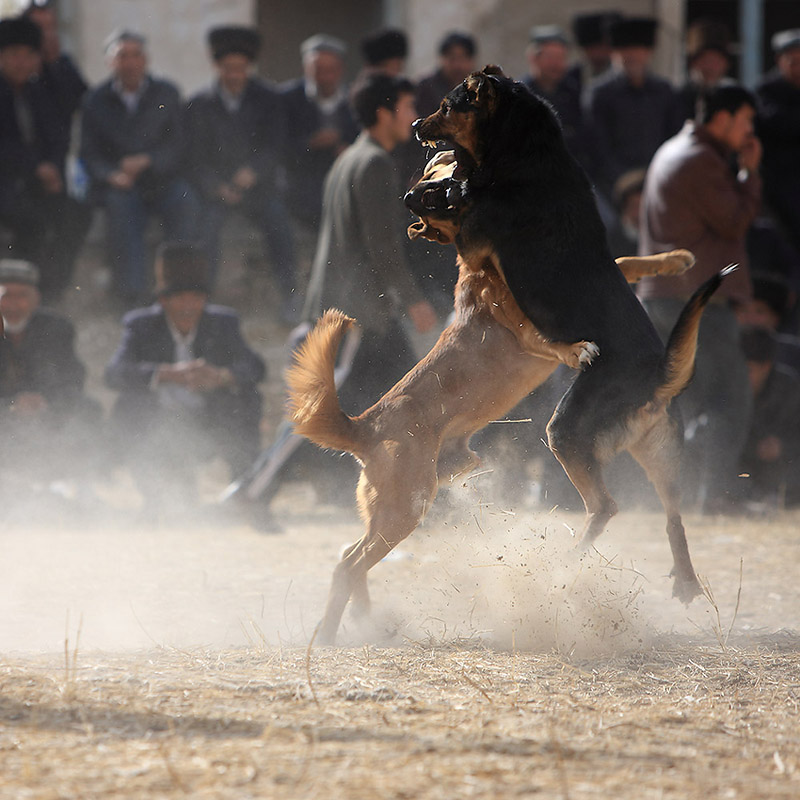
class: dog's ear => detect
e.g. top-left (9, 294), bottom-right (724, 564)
top-left (482, 64), bottom-right (505, 78)
top-left (465, 72), bottom-right (497, 106)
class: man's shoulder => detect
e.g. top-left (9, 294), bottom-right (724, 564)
top-left (121, 304), bottom-right (166, 328)
top-left (29, 308), bottom-right (74, 335)
top-left (145, 76), bottom-right (181, 102)
top-left (187, 85), bottom-right (217, 107)
top-left (83, 78), bottom-right (114, 105)
top-left (203, 304), bottom-right (241, 323)
top-left (279, 77), bottom-right (306, 99)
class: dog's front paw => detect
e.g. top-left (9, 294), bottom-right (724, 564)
top-left (657, 249), bottom-right (696, 276)
top-left (568, 340), bottom-right (599, 369)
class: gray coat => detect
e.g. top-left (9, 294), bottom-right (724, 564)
top-left (302, 132), bottom-right (424, 333)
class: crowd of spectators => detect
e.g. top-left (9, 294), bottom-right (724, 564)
top-left (1, 2), bottom-right (799, 522)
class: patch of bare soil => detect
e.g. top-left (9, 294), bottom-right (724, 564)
top-left (2, 505), bottom-right (800, 799)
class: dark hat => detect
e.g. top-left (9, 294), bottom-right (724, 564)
top-left (300, 33), bottom-right (346, 58)
top-left (686, 19), bottom-right (731, 62)
top-left (609, 17), bottom-right (658, 49)
top-left (439, 31), bottom-right (476, 57)
top-left (155, 243), bottom-right (210, 296)
top-left (207, 26), bottom-right (261, 61)
top-left (529, 25), bottom-right (569, 47)
top-left (0, 15), bottom-right (42, 51)
top-left (772, 29), bottom-right (800, 55)
top-left (361, 28), bottom-right (408, 65)
top-left (0, 258), bottom-right (40, 286)
top-left (572, 12), bottom-right (622, 47)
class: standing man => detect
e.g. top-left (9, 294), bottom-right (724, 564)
top-left (415, 31), bottom-right (476, 118)
top-left (80, 30), bottom-right (198, 305)
top-left (0, 15), bottom-right (89, 301)
top-left (299, 73), bottom-right (436, 493)
top-left (186, 26), bottom-right (298, 321)
top-left (281, 34), bottom-right (358, 231)
top-left (584, 17), bottom-right (683, 201)
top-left (756, 29), bottom-right (800, 255)
top-left (637, 84), bottom-right (762, 513)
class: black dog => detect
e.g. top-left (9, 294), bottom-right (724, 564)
top-left (414, 66), bottom-right (732, 603)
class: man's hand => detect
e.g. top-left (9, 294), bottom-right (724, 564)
top-left (120, 153), bottom-right (153, 180)
top-left (35, 162), bottom-right (63, 194)
top-left (738, 135), bottom-right (762, 174)
top-left (108, 170), bottom-right (134, 190)
top-left (156, 360), bottom-right (234, 392)
top-left (231, 166), bottom-right (257, 192)
top-left (756, 435), bottom-right (782, 463)
top-left (308, 128), bottom-right (342, 151)
top-left (407, 300), bottom-right (437, 334)
top-left (219, 183), bottom-right (243, 205)
top-left (11, 392), bottom-right (48, 416)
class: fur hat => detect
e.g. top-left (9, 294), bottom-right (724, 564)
top-left (207, 26), bottom-right (261, 61)
top-left (155, 243), bottom-right (210, 296)
top-left (361, 28), bottom-right (408, 66)
top-left (686, 19), bottom-right (731, 62)
top-left (0, 15), bottom-right (42, 51)
top-left (0, 258), bottom-right (40, 286)
top-left (572, 12), bottom-right (622, 48)
top-left (609, 17), bottom-right (658, 49)
top-left (772, 29), bottom-right (800, 55)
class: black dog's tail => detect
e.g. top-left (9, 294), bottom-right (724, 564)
top-left (654, 264), bottom-right (737, 406)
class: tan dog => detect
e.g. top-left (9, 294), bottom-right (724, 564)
top-left (287, 168), bottom-right (695, 643)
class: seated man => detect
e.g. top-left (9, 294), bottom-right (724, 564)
top-left (104, 242), bottom-right (266, 518)
top-left (281, 34), bottom-right (359, 230)
top-left (186, 26), bottom-right (298, 322)
top-left (0, 259), bottom-right (100, 493)
top-left (80, 30), bottom-right (198, 305)
top-left (0, 15), bottom-right (89, 301)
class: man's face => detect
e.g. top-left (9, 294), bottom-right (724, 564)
top-left (614, 46), bottom-right (652, 84)
top-left (109, 39), bottom-right (147, 90)
top-left (304, 50), bottom-right (344, 97)
top-left (160, 291), bottom-right (207, 335)
top-left (690, 49), bottom-right (730, 87)
top-left (528, 41), bottom-right (568, 85)
top-left (778, 47), bottom-right (800, 87)
top-left (440, 45), bottom-right (475, 87)
top-left (390, 91), bottom-right (418, 144)
top-left (0, 43), bottom-right (40, 87)
top-left (27, 7), bottom-right (59, 62)
top-left (215, 52), bottom-right (252, 96)
top-left (719, 103), bottom-right (756, 152)
top-left (0, 283), bottom-right (40, 328)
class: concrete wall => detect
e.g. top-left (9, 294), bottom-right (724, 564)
top-left (65, 0), bottom-right (254, 96)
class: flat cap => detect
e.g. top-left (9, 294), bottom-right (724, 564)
top-left (772, 29), bottom-right (800, 54)
top-left (529, 24), bottom-right (569, 47)
top-left (0, 259), bottom-right (40, 286)
top-left (301, 33), bottom-right (346, 58)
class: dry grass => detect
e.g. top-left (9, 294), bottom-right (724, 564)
top-left (1, 636), bottom-right (799, 799)
top-left (2, 506), bottom-right (800, 799)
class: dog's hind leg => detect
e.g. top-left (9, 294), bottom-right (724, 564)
top-left (628, 414), bottom-right (703, 604)
top-left (316, 447), bottom-right (440, 645)
top-left (546, 419), bottom-right (618, 547)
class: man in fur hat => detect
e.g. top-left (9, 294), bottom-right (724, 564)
top-left (0, 15), bottom-right (89, 301)
top-left (584, 16), bottom-right (683, 200)
top-left (679, 19), bottom-right (733, 121)
top-left (186, 25), bottom-right (299, 323)
top-left (105, 242), bottom-right (266, 519)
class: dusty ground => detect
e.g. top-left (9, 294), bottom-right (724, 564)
top-left (2, 241), bottom-right (800, 798)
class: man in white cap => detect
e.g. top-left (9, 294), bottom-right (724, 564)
top-left (281, 34), bottom-right (358, 230)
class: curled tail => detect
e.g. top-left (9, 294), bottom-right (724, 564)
top-left (285, 309), bottom-right (366, 459)
top-left (654, 264), bottom-right (737, 406)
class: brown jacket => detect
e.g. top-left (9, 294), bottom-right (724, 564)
top-left (637, 121), bottom-right (761, 305)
